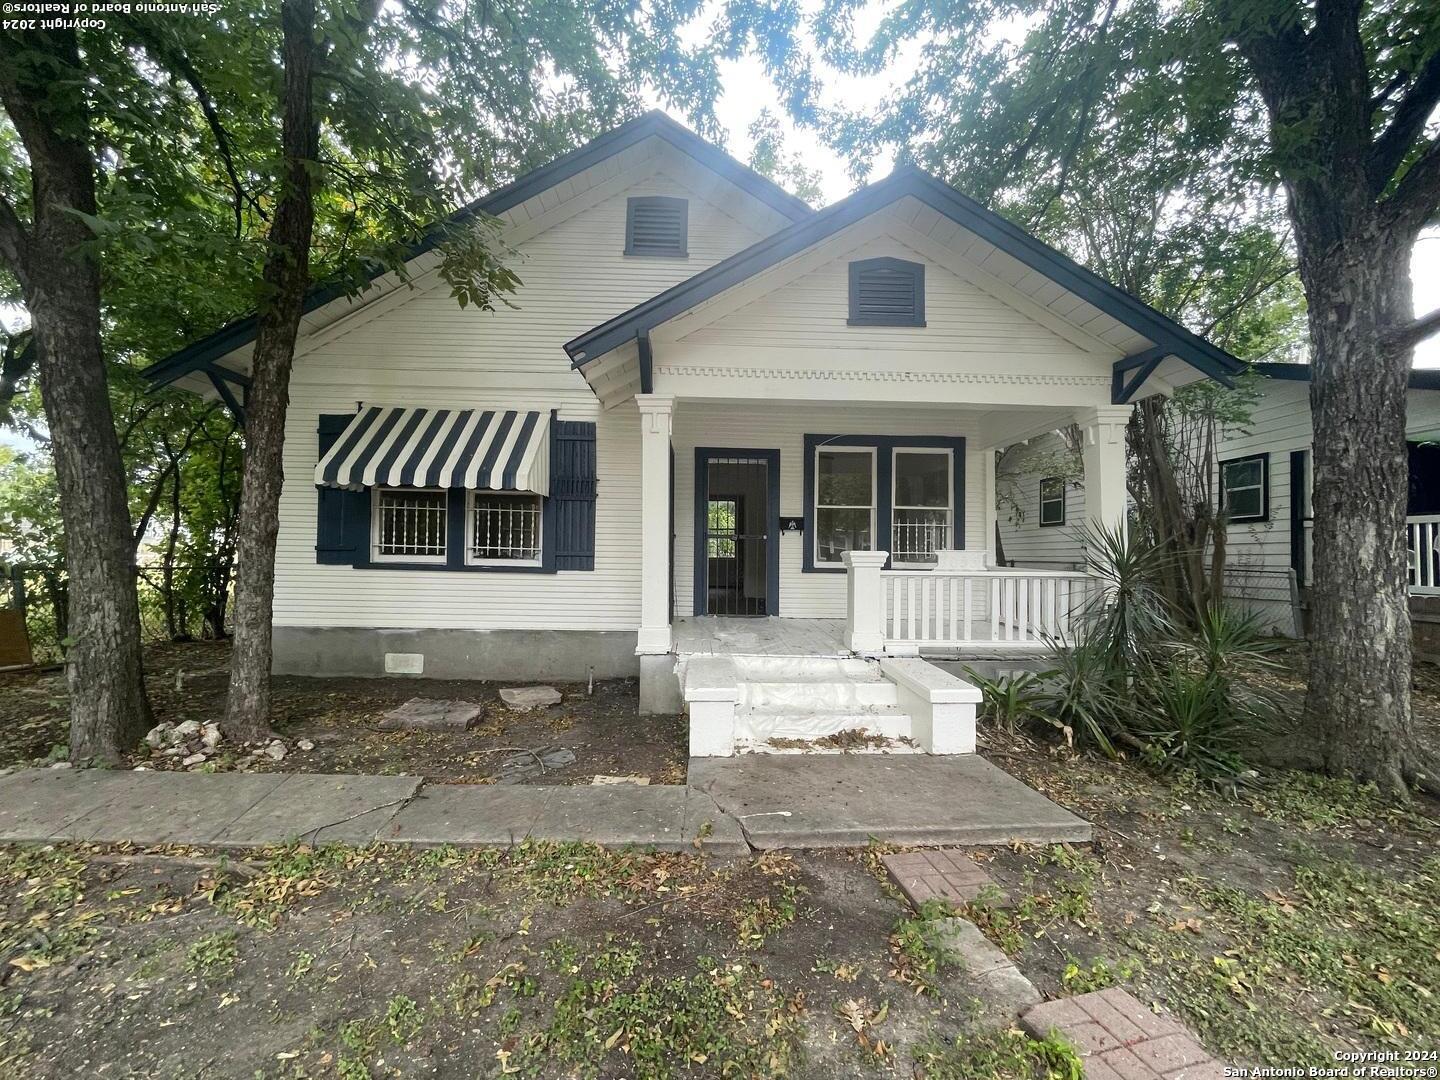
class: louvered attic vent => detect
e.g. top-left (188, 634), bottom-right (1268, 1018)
top-left (625, 196), bottom-right (688, 257)
top-left (848, 257), bottom-right (926, 326)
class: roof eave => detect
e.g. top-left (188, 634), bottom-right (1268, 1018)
top-left (144, 111), bottom-right (813, 391)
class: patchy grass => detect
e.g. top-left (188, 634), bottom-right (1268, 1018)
top-left (971, 722), bottom-right (1440, 1068)
top-left (888, 899), bottom-right (961, 995)
top-left (912, 1029), bottom-right (1085, 1079)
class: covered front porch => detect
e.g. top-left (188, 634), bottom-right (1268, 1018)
top-left (633, 392), bottom-right (1129, 664)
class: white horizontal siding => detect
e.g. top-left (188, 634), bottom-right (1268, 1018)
top-left (671, 403), bottom-right (985, 620)
top-left (678, 232), bottom-right (1109, 371)
top-left (274, 158), bottom-right (773, 633)
top-left (996, 433), bottom-right (1087, 569)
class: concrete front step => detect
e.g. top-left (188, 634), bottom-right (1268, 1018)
top-left (738, 680), bottom-right (900, 710)
top-left (734, 704), bottom-right (913, 744)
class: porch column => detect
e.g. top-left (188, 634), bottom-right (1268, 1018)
top-left (635, 393), bottom-right (674, 655)
top-left (981, 446), bottom-right (999, 560)
top-left (1075, 404), bottom-right (1133, 537)
top-left (843, 550), bottom-right (890, 655)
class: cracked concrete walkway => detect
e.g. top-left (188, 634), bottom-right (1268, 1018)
top-left (0, 754), bottom-right (1088, 854)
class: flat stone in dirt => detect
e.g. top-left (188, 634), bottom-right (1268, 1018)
top-left (214, 773), bottom-right (424, 846)
top-left (689, 753), bottom-right (1092, 848)
top-left (378, 697), bottom-right (484, 732)
top-left (492, 745), bottom-right (576, 784)
top-left (934, 916), bottom-right (1041, 1024)
top-left (498, 685), bottom-right (563, 710)
top-left (883, 848), bottom-right (1007, 906)
top-left (1021, 988), bottom-right (1225, 1080)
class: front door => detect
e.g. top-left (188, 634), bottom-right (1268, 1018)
top-left (695, 449), bottom-right (779, 616)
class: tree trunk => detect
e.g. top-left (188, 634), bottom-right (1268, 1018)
top-left (0, 31), bottom-right (152, 761)
top-left (1302, 240), bottom-right (1421, 797)
top-left (222, 0), bottom-right (320, 741)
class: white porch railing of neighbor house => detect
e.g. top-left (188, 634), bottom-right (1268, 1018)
top-left (1408, 515), bottom-right (1440, 595)
top-left (842, 551), bottom-right (1096, 653)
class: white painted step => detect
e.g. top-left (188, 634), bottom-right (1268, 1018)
top-left (739, 679), bottom-right (899, 710)
top-left (733, 703), bottom-right (914, 743)
top-left (731, 655), bottom-right (882, 681)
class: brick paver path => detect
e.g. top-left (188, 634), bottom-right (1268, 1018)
top-left (1022, 988), bottom-right (1224, 1079)
top-left (881, 848), bottom-right (1005, 905)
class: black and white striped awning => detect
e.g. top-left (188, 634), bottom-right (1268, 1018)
top-left (314, 407), bottom-right (550, 494)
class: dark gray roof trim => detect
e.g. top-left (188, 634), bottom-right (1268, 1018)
top-left (1253, 361), bottom-right (1440, 391)
top-left (564, 166), bottom-right (1246, 386)
top-left (144, 111), bottom-right (812, 390)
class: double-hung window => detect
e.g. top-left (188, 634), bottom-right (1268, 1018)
top-left (468, 491), bottom-right (542, 564)
top-left (372, 488), bottom-right (448, 563)
top-left (1038, 477), bottom-right (1066, 526)
top-left (891, 449), bottom-right (952, 563)
top-left (814, 447), bottom-right (876, 565)
top-left (1221, 454), bottom-right (1268, 522)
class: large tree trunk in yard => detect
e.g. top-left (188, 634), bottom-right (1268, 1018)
top-left (0, 31), bottom-right (153, 762)
top-left (223, 0), bottom-right (320, 742)
top-left (1302, 244), bottom-right (1424, 796)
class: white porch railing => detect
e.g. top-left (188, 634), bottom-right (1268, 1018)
top-left (842, 551), bottom-right (1095, 654)
top-left (1409, 515), bottom-right (1440, 595)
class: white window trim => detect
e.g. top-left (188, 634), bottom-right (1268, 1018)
top-left (1038, 477), bottom-right (1067, 527)
top-left (371, 486), bottom-right (448, 564)
top-left (465, 489), bottom-right (544, 567)
top-left (813, 445), bottom-right (877, 566)
top-left (1222, 455), bottom-right (1267, 522)
top-left (891, 447), bottom-right (954, 563)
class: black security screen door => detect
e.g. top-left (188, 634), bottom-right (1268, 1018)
top-left (703, 457), bottom-right (770, 616)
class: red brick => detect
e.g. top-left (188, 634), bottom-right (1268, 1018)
top-left (1079, 1058), bottom-right (1125, 1080)
top-left (1163, 1062), bottom-right (1226, 1080)
top-left (1097, 1047), bottom-right (1166, 1080)
top-left (1133, 1034), bottom-right (1211, 1074)
top-left (1097, 988), bottom-right (1183, 1039)
top-left (1021, 997), bottom-right (1093, 1036)
top-left (896, 875), bottom-right (936, 903)
top-left (1078, 993), bottom-right (1151, 1045)
top-left (881, 852), bottom-right (929, 874)
top-left (1059, 1021), bottom-right (1124, 1055)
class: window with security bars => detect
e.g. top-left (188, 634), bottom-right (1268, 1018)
top-left (468, 492), bottom-right (542, 563)
top-left (373, 488), bottom-right (448, 562)
top-left (891, 450), bottom-right (952, 562)
top-left (848, 257), bottom-right (926, 326)
top-left (625, 196), bottom-right (688, 257)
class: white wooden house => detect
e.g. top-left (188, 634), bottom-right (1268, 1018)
top-left (996, 363), bottom-right (1440, 636)
top-left (147, 112), bottom-right (1243, 756)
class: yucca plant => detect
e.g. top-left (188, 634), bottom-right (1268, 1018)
top-left (965, 667), bottom-right (1053, 733)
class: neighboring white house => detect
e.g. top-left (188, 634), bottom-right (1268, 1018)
top-left (146, 112), bottom-right (1244, 750)
top-left (996, 362), bottom-right (1440, 635)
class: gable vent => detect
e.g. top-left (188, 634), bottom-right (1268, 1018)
top-left (848, 257), bottom-right (926, 326)
top-left (625, 196), bottom-right (688, 257)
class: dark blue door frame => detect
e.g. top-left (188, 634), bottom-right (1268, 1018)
top-left (693, 447), bottom-right (780, 617)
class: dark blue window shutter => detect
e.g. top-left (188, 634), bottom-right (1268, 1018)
top-left (551, 419), bottom-right (597, 570)
top-left (316, 414), bottom-right (368, 565)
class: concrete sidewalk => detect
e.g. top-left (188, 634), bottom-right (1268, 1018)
top-left (0, 754), bottom-right (1089, 853)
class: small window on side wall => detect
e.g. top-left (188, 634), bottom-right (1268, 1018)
top-left (848, 257), bottom-right (925, 326)
top-left (1222, 454), bottom-right (1268, 522)
top-left (625, 196), bottom-right (688, 257)
top-left (373, 488), bottom-right (448, 562)
top-left (1038, 478), bottom-right (1066, 527)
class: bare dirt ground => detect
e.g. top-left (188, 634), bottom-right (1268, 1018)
top-left (0, 641), bottom-right (688, 785)
top-left (1, 642), bottom-right (1437, 1076)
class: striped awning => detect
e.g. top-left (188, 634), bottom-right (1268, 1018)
top-left (314, 406), bottom-right (550, 494)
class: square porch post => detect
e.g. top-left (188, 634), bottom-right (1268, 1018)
top-left (635, 393), bottom-right (675, 655)
top-left (1075, 405), bottom-right (1133, 538)
top-left (843, 550), bottom-right (890, 655)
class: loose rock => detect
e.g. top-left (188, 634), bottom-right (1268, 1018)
top-left (498, 686), bottom-right (562, 711)
top-left (181, 753), bottom-right (207, 767)
top-left (379, 698), bottom-right (483, 732)
top-left (264, 740), bottom-right (287, 761)
top-left (144, 723), bottom-right (175, 749)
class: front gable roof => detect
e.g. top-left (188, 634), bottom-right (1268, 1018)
top-left (564, 166), bottom-right (1245, 401)
top-left (143, 111), bottom-right (813, 393)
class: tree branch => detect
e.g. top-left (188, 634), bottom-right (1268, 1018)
top-left (0, 191), bottom-right (29, 281)
top-left (120, 18), bottom-right (268, 235)
top-left (1384, 307), bottom-right (1440, 353)
top-left (1368, 50), bottom-right (1440, 194)
top-left (1382, 135), bottom-right (1440, 237)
